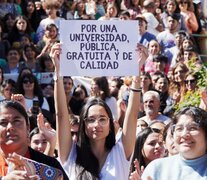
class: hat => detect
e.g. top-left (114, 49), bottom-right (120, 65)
top-left (135, 15), bottom-right (148, 23)
top-left (143, 0), bottom-right (155, 7)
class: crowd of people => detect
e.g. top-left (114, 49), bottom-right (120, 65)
top-left (0, 0), bottom-right (207, 179)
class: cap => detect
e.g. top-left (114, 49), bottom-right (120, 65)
top-left (143, 0), bottom-right (155, 7)
top-left (135, 15), bottom-right (148, 23)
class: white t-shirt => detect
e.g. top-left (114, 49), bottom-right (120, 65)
top-left (24, 96), bottom-right (49, 111)
top-left (62, 136), bottom-right (131, 180)
top-left (105, 96), bottom-right (118, 120)
top-left (142, 12), bottom-right (159, 36)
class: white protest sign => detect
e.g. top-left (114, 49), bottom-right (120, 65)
top-left (59, 20), bottom-right (139, 76)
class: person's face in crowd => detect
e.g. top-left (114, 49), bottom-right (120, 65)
top-left (182, 39), bottom-right (193, 50)
top-left (167, 69), bottom-right (174, 82)
top-left (45, 6), bottom-right (58, 16)
top-left (138, 19), bottom-right (147, 35)
top-left (132, 0), bottom-right (139, 6)
top-left (42, 84), bottom-right (54, 97)
top-left (25, 47), bottom-right (36, 60)
top-left (142, 132), bottom-right (165, 165)
top-left (175, 33), bottom-right (185, 47)
top-left (106, 5), bottom-right (117, 17)
top-left (166, 0), bottom-right (176, 13)
top-left (63, 77), bottom-right (73, 94)
top-left (30, 133), bottom-right (47, 153)
top-left (74, 87), bottom-right (86, 100)
top-left (148, 41), bottom-right (160, 55)
top-left (140, 75), bottom-right (151, 90)
top-left (178, 0), bottom-right (188, 11)
top-left (7, 50), bottom-right (20, 65)
top-left (2, 84), bottom-right (13, 100)
top-left (20, 36), bottom-right (31, 47)
top-left (44, 59), bottom-right (54, 72)
top-left (154, 0), bottom-right (160, 8)
top-left (173, 114), bottom-right (207, 159)
top-left (137, 120), bottom-right (148, 133)
top-left (183, 51), bottom-right (197, 62)
top-left (16, 18), bottom-right (27, 32)
top-left (35, 1), bottom-right (42, 10)
top-left (6, 15), bottom-right (15, 31)
top-left (23, 77), bottom-right (35, 92)
top-left (185, 75), bottom-right (197, 91)
top-left (91, 81), bottom-right (100, 96)
top-left (119, 14), bottom-right (130, 20)
top-left (154, 77), bottom-right (168, 93)
top-left (47, 26), bottom-right (58, 39)
top-left (77, 2), bottom-right (85, 13)
top-left (167, 16), bottom-right (178, 32)
top-left (154, 60), bottom-right (166, 72)
top-left (0, 107), bottom-right (29, 154)
top-left (150, 122), bottom-right (166, 132)
top-left (151, 74), bottom-right (159, 87)
top-left (164, 127), bottom-right (178, 156)
top-left (143, 95), bottom-right (160, 116)
top-left (27, 1), bottom-right (35, 14)
top-left (174, 66), bottom-right (186, 83)
top-left (84, 105), bottom-right (110, 142)
top-left (109, 80), bottom-right (118, 95)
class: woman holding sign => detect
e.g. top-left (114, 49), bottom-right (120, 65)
top-left (50, 42), bottom-right (147, 179)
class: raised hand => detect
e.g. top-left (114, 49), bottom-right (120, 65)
top-left (37, 113), bottom-right (56, 156)
top-left (136, 43), bottom-right (148, 71)
top-left (6, 153), bottom-right (40, 180)
top-left (49, 43), bottom-right (61, 73)
top-left (11, 94), bottom-right (26, 110)
top-left (37, 113), bottom-right (56, 145)
top-left (129, 159), bottom-right (144, 180)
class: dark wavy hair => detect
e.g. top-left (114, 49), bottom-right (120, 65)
top-left (16, 73), bottom-right (44, 107)
top-left (75, 97), bottom-right (115, 179)
top-left (131, 127), bottom-right (161, 172)
top-left (92, 77), bottom-right (111, 100)
top-left (8, 15), bottom-right (34, 44)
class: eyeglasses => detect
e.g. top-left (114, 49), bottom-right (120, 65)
top-left (185, 79), bottom-right (196, 84)
top-left (85, 116), bottom-right (109, 127)
top-left (172, 122), bottom-right (200, 136)
top-left (23, 79), bottom-right (34, 84)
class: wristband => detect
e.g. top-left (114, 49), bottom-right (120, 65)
top-left (130, 87), bottom-right (142, 92)
top-left (53, 74), bottom-right (63, 81)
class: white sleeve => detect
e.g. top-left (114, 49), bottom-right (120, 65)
top-left (41, 97), bottom-right (50, 111)
top-left (105, 97), bottom-right (118, 120)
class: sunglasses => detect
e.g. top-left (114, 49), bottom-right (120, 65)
top-left (185, 79), bottom-right (196, 84)
top-left (23, 79), bottom-right (34, 84)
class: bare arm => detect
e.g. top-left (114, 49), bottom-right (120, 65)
top-left (50, 43), bottom-right (72, 164)
top-left (122, 44), bottom-right (148, 160)
top-left (37, 113), bottom-right (56, 157)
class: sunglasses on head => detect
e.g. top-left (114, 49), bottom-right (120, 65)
top-left (23, 79), bottom-right (34, 84)
top-left (185, 79), bottom-right (196, 84)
